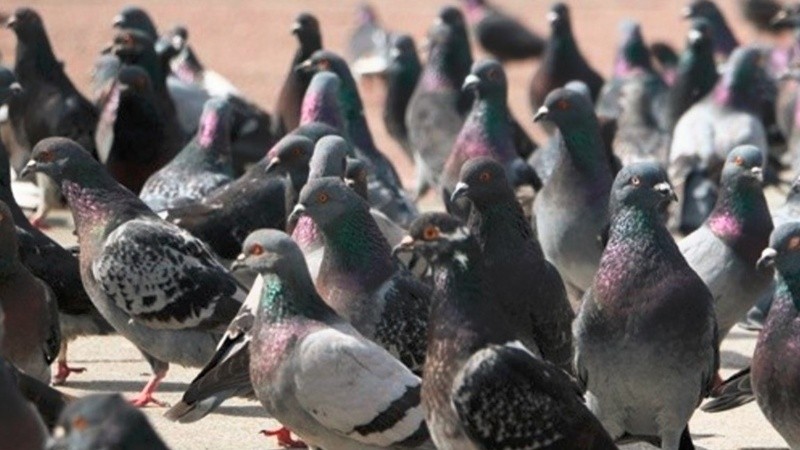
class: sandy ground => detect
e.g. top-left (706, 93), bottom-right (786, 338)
top-left (0, 0), bottom-right (795, 448)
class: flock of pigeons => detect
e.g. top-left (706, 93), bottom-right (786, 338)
top-left (3, 0), bottom-right (800, 449)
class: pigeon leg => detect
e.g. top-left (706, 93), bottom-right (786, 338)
top-left (52, 341), bottom-right (86, 385)
top-left (260, 427), bottom-right (307, 448)
top-left (130, 369), bottom-right (168, 407)
top-left (29, 214), bottom-right (50, 229)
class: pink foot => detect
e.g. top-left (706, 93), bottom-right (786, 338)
top-left (30, 216), bottom-right (50, 229)
top-left (260, 427), bottom-right (307, 448)
top-left (129, 372), bottom-right (168, 408)
top-left (52, 361), bottom-right (87, 385)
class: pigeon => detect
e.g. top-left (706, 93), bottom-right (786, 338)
top-left (20, 137), bottom-right (247, 407)
top-left (650, 42), bottom-right (680, 85)
top-left (740, 0), bottom-right (785, 32)
top-left (452, 157), bottom-right (574, 372)
top-left (382, 34), bottom-right (421, 158)
top-left (395, 212), bottom-right (617, 450)
top-left (240, 229), bottom-right (433, 450)
top-left (347, 3), bottom-right (392, 76)
top-left (679, 146), bottom-right (774, 341)
top-left (163, 133), bottom-right (317, 260)
top-left (613, 73), bottom-right (671, 167)
top-left (574, 163), bottom-right (718, 449)
top-left (665, 19), bottom-right (719, 132)
top-left (442, 59), bottom-right (541, 218)
top-left (533, 88), bottom-right (614, 304)
top-left (0, 69), bottom-right (21, 105)
top-left (670, 47), bottom-right (770, 233)
top-left (6, 8), bottom-right (99, 228)
top-left (0, 199), bottom-right (60, 383)
top-left (111, 5), bottom-right (158, 41)
top-left (405, 20), bottom-right (468, 199)
top-left (140, 97), bottom-right (235, 211)
top-left (50, 393), bottom-right (170, 450)
top-left (683, 0), bottom-right (739, 61)
top-left (299, 50), bottom-right (417, 226)
top-left (529, 3), bottom-right (604, 115)
top-left (274, 12), bottom-right (323, 137)
top-left (461, 0), bottom-right (546, 61)
top-left (290, 177), bottom-right (431, 374)
top-left (0, 357), bottom-right (48, 450)
top-left (4, 356), bottom-right (73, 431)
top-left (300, 71), bottom-right (347, 134)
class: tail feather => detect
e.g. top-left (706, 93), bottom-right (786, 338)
top-left (701, 367), bottom-right (755, 413)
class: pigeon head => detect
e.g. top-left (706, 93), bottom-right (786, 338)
top-left (355, 3), bottom-right (378, 25)
top-left (112, 6), bottom-right (158, 41)
top-left (771, 4), bottom-right (800, 28)
top-left (533, 87), bottom-right (594, 126)
top-left (547, 3), bottom-right (572, 34)
top-left (714, 47), bottom-right (769, 110)
top-left (462, 59), bottom-right (507, 101)
top-left (19, 138), bottom-right (96, 185)
top-left (687, 18), bottom-right (713, 49)
top-left (394, 212), bottom-right (473, 265)
top-left (610, 162), bottom-right (676, 213)
top-left (682, 0), bottom-right (724, 22)
top-left (196, 97), bottom-right (233, 150)
top-left (291, 12), bottom-right (322, 49)
top-left (615, 20), bottom-right (652, 76)
top-left (296, 50), bottom-right (347, 77)
top-left (154, 25), bottom-right (188, 61)
top-left (452, 157), bottom-right (511, 207)
top-left (5, 8), bottom-right (44, 39)
top-left (300, 72), bottom-right (345, 131)
top-left (720, 145), bottom-right (764, 187)
top-left (758, 222), bottom-right (800, 276)
top-left (390, 34), bottom-right (418, 64)
top-left (291, 177), bottom-right (367, 230)
top-left (438, 6), bottom-right (467, 31)
top-left (308, 136), bottom-right (348, 180)
top-left (234, 229), bottom-right (308, 277)
top-left (345, 158), bottom-right (369, 200)
top-left (110, 29), bottom-right (154, 62)
top-left (563, 80), bottom-right (592, 100)
top-left (265, 135), bottom-right (314, 176)
top-left (0, 67), bottom-right (22, 106)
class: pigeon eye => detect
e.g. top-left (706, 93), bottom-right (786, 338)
top-left (317, 59), bottom-right (330, 70)
top-left (557, 99), bottom-right (570, 110)
top-left (38, 150), bottom-right (55, 163)
top-left (317, 192), bottom-right (329, 204)
top-left (487, 68), bottom-right (500, 81)
top-left (72, 416), bottom-right (89, 431)
top-left (734, 155), bottom-right (744, 166)
top-left (249, 244), bottom-right (264, 256)
top-left (479, 171), bottom-right (491, 183)
top-left (631, 175), bottom-right (641, 186)
top-left (423, 226), bottom-right (440, 240)
top-left (790, 236), bottom-right (800, 251)
top-left (292, 147), bottom-right (302, 157)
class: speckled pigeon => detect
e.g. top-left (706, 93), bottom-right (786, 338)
top-left (241, 230), bottom-right (433, 450)
top-left (396, 212), bottom-right (616, 450)
top-left (0, 356), bottom-right (48, 450)
top-left (290, 177), bottom-right (431, 374)
top-left (533, 88), bottom-right (614, 305)
top-left (574, 163), bottom-right (718, 449)
top-left (20, 137), bottom-right (247, 407)
top-left (679, 145), bottom-right (774, 341)
top-left (452, 157), bottom-right (573, 372)
top-left (140, 97), bottom-right (235, 211)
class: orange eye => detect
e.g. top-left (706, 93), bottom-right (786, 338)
top-left (317, 192), bottom-right (329, 204)
top-left (479, 171), bottom-right (491, 183)
top-left (318, 59), bottom-right (330, 70)
top-left (487, 68), bottom-right (500, 81)
top-left (734, 155), bottom-right (744, 166)
top-left (631, 175), bottom-right (640, 186)
top-left (38, 150), bottom-right (55, 163)
top-left (249, 244), bottom-right (264, 256)
top-left (790, 236), bottom-right (800, 250)
top-left (72, 416), bottom-right (89, 431)
top-left (423, 226), bottom-right (440, 240)
top-left (557, 99), bottom-right (570, 110)
top-left (292, 147), bottom-right (302, 157)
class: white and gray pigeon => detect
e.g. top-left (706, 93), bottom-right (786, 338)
top-left (290, 177), bottom-right (431, 374)
top-left (140, 97), bottom-right (235, 211)
top-left (395, 213), bottom-right (616, 450)
top-left (20, 137), bottom-right (247, 407)
top-left (533, 87), bottom-right (614, 306)
top-left (679, 145), bottom-right (774, 341)
top-left (241, 229), bottom-right (434, 450)
top-left (574, 163), bottom-right (719, 450)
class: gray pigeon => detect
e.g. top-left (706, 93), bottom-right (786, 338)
top-left (50, 393), bottom-right (169, 450)
top-left (613, 73), bottom-right (671, 167)
top-left (395, 212), bottom-right (616, 450)
top-left (0, 356), bottom-right (48, 450)
top-left (0, 199), bottom-right (60, 383)
top-left (679, 145), bottom-right (774, 341)
top-left (140, 97), bottom-right (235, 211)
top-left (533, 88), bottom-right (614, 305)
top-left (574, 163), bottom-right (718, 449)
top-left (20, 137), bottom-right (247, 407)
top-left (240, 229), bottom-right (433, 450)
top-left (290, 177), bottom-right (431, 374)
top-left (299, 71), bottom-right (347, 134)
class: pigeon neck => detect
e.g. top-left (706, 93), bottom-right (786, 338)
top-left (257, 271), bottom-right (337, 323)
top-left (300, 90), bottom-right (345, 133)
top-left (708, 19), bottom-right (738, 57)
top-left (668, 46), bottom-right (717, 127)
top-left (14, 30), bottom-right (62, 82)
top-left (708, 182), bottom-right (772, 263)
top-left (61, 175), bottom-right (152, 236)
top-left (319, 207), bottom-right (395, 283)
top-left (0, 231), bottom-right (22, 277)
top-left (418, 62), bottom-right (458, 92)
top-left (197, 109), bottom-right (230, 150)
top-left (615, 40), bottom-right (653, 78)
top-left (775, 272), bottom-right (800, 312)
top-left (555, 118), bottom-right (610, 176)
top-left (336, 77), bottom-right (378, 154)
top-left (459, 97), bottom-right (514, 157)
top-left (291, 216), bottom-right (323, 253)
top-left (712, 75), bottom-right (759, 112)
top-left (469, 196), bottom-right (544, 259)
top-left (546, 29), bottom-right (580, 73)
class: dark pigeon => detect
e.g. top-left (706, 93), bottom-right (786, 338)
top-left (683, 0), bottom-right (739, 60)
top-left (274, 13), bottom-right (323, 137)
top-left (237, 230), bottom-right (432, 450)
top-left (533, 88), bottom-right (614, 305)
top-left (4, 357), bottom-right (73, 431)
top-left (111, 6), bottom-right (158, 41)
top-left (528, 3), bottom-right (604, 115)
top-left (290, 177), bottom-right (431, 374)
top-left (0, 357), bottom-right (48, 450)
top-left (396, 212), bottom-right (616, 450)
top-left (650, 42), bottom-right (680, 85)
top-left (574, 163), bottom-right (718, 449)
top-left (20, 137), bottom-right (247, 407)
top-left (382, 34), bottom-right (421, 158)
top-left (461, 0), bottom-right (546, 61)
top-left (680, 145), bottom-right (774, 341)
top-left (740, 0), bottom-right (785, 32)
top-left (50, 393), bottom-right (170, 450)
top-left (140, 97), bottom-right (235, 211)
top-left (452, 157), bottom-right (574, 372)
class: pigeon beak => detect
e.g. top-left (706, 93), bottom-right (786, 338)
top-left (18, 159), bottom-right (38, 179)
top-left (756, 247), bottom-right (777, 271)
top-left (230, 253), bottom-right (248, 272)
top-left (111, 14), bottom-right (124, 28)
top-left (771, 10), bottom-right (789, 26)
top-left (461, 74), bottom-right (481, 92)
top-left (533, 106), bottom-right (549, 123)
top-left (450, 182), bottom-right (470, 203)
top-left (688, 29), bottom-right (703, 44)
top-left (654, 182), bottom-right (677, 202)
top-left (5, 14), bottom-right (17, 29)
top-left (546, 11), bottom-right (558, 23)
top-left (291, 22), bottom-right (302, 34)
top-left (344, 177), bottom-right (357, 189)
top-left (288, 204), bottom-right (306, 224)
top-left (295, 59), bottom-right (314, 74)
top-left (750, 166), bottom-right (763, 181)
top-left (681, 6), bottom-right (693, 18)
top-left (392, 235), bottom-right (416, 257)
top-left (390, 47), bottom-right (401, 59)
top-left (8, 82), bottom-right (23, 96)
top-left (265, 157), bottom-right (281, 174)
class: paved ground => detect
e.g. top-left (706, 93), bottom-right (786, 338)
top-left (1, 0), bottom-right (794, 448)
